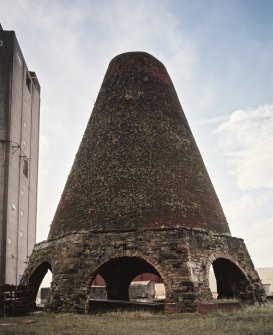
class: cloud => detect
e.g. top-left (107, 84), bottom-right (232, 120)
top-left (221, 191), bottom-right (273, 267)
top-left (214, 104), bottom-right (273, 267)
top-left (215, 104), bottom-right (273, 190)
top-left (192, 115), bottom-right (229, 126)
top-left (227, 194), bottom-right (273, 267)
top-left (38, 135), bottom-right (53, 179)
top-left (250, 213), bottom-right (273, 267)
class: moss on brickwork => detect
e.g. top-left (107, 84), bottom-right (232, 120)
top-left (48, 52), bottom-right (230, 238)
top-left (23, 228), bottom-right (266, 312)
top-left (23, 52), bottom-right (265, 313)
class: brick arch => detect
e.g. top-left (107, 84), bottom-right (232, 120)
top-left (85, 250), bottom-right (167, 287)
top-left (23, 260), bottom-right (53, 306)
top-left (204, 252), bottom-right (251, 284)
top-left (205, 252), bottom-right (254, 301)
top-left (84, 251), bottom-right (168, 301)
top-left (23, 253), bottom-right (54, 284)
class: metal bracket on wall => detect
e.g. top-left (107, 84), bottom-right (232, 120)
top-left (0, 139), bottom-right (29, 159)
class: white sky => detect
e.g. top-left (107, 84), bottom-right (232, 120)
top-left (1, 0), bottom-right (273, 268)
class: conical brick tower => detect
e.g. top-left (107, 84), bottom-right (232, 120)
top-left (23, 52), bottom-right (265, 312)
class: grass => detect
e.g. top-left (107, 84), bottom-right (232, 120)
top-left (0, 305), bottom-right (273, 335)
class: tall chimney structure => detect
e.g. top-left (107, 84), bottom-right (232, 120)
top-left (23, 52), bottom-right (265, 312)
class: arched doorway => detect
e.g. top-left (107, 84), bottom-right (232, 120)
top-left (90, 256), bottom-right (165, 302)
top-left (210, 258), bottom-right (252, 300)
top-left (28, 262), bottom-right (52, 306)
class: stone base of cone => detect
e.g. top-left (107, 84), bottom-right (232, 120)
top-left (23, 227), bottom-right (266, 313)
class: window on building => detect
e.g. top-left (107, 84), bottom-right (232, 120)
top-left (23, 160), bottom-right (28, 178)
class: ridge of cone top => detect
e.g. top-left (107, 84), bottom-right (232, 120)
top-left (48, 52), bottom-right (231, 239)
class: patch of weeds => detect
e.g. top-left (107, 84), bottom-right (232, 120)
top-left (214, 298), bottom-right (239, 304)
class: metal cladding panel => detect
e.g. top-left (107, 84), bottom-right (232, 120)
top-left (48, 52), bottom-right (230, 238)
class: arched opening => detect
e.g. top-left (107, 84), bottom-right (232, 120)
top-left (28, 262), bottom-right (52, 307)
top-left (209, 258), bottom-right (251, 301)
top-left (90, 256), bottom-right (165, 302)
top-left (90, 274), bottom-right (107, 299)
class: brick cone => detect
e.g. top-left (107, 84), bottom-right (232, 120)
top-left (48, 52), bottom-right (230, 238)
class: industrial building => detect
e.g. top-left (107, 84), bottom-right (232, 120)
top-left (0, 26), bottom-right (40, 285)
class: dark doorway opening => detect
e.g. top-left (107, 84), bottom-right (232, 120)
top-left (211, 258), bottom-right (251, 300)
top-left (28, 262), bottom-right (52, 307)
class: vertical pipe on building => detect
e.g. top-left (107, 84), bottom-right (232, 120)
top-left (0, 139), bottom-right (10, 284)
top-left (34, 83), bottom-right (40, 247)
top-left (26, 77), bottom-right (33, 262)
top-left (15, 54), bottom-right (25, 285)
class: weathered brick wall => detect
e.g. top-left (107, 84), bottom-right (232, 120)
top-left (48, 52), bottom-right (230, 238)
top-left (23, 227), bottom-right (265, 313)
